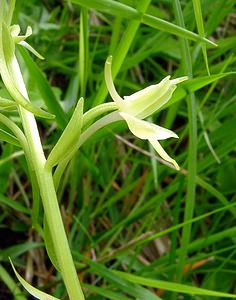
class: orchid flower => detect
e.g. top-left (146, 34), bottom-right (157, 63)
top-left (10, 24), bottom-right (44, 59)
top-left (0, 4), bottom-right (53, 119)
top-left (104, 56), bottom-right (187, 170)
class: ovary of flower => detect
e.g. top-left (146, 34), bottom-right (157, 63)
top-left (104, 56), bottom-right (188, 170)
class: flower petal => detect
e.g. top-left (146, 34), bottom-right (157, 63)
top-left (122, 76), bottom-right (171, 118)
top-left (171, 76), bottom-right (188, 85)
top-left (122, 75), bottom-right (188, 119)
top-left (124, 76), bottom-right (170, 103)
top-left (120, 112), bottom-right (178, 140)
top-left (150, 139), bottom-right (180, 170)
top-left (137, 85), bottom-right (176, 119)
top-left (19, 41), bottom-right (44, 60)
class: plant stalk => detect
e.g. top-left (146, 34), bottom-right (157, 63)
top-left (12, 56), bottom-right (85, 299)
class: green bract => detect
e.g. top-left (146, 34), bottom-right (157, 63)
top-left (104, 55), bottom-right (187, 170)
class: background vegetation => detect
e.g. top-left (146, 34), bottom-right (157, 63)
top-left (0, 0), bottom-right (236, 299)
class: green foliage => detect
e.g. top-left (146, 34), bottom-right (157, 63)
top-left (0, 0), bottom-right (235, 299)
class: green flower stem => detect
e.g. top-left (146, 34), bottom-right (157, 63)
top-left (54, 111), bottom-right (122, 188)
top-left (80, 111), bottom-right (122, 146)
top-left (82, 102), bottom-right (118, 128)
top-left (53, 104), bottom-right (119, 187)
top-left (11, 55), bottom-right (85, 299)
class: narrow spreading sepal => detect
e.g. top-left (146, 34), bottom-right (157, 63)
top-left (150, 140), bottom-right (180, 170)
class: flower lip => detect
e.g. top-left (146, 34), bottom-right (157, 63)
top-left (120, 112), bottom-right (179, 141)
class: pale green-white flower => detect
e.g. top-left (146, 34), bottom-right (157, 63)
top-left (9, 24), bottom-right (44, 59)
top-left (105, 56), bottom-right (187, 170)
top-left (0, 4), bottom-right (52, 118)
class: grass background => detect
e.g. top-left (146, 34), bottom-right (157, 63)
top-left (0, 0), bottom-right (236, 299)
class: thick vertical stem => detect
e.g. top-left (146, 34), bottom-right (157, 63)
top-left (12, 56), bottom-right (85, 300)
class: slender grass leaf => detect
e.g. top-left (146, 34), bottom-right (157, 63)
top-left (0, 264), bottom-right (26, 300)
top-left (84, 258), bottom-right (162, 300)
top-left (183, 72), bottom-right (236, 92)
top-left (71, 0), bottom-right (140, 19)
top-left (115, 271), bottom-right (236, 298)
top-left (10, 259), bottom-right (61, 300)
top-left (71, 0), bottom-right (216, 46)
top-left (79, 8), bottom-right (89, 97)
top-left (160, 72), bottom-right (233, 110)
top-left (0, 193), bottom-right (30, 214)
top-left (192, 0), bottom-right (210, 74)
top-left (0, 243), bottom-right (42, 260)
top-left (82, 283), bottom-right (132, 300)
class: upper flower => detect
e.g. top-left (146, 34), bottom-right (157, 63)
top-left (104, 56), bottom-right (187, 170)
top-left (0, 1), bottom-right (53, 119)
top-left (9, 24), bottom-right (44, 59)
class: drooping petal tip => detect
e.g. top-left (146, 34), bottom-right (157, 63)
top-left (19, 41), bottom-right (45, 60)
top-left (150, 139), bottom-right (180, 171)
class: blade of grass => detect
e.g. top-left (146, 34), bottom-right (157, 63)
top-left (192, 0), bottom-right (210, 74)
top-left (173, 0), bottom-right (197, 284)
top-left (84, 258), bottom-right (162, 300)
top-left (115, 270), bottom-right (236, 298)
top-left (0, 264), bottom-right (26, 300)
top-left (0, 193), bottom-right (30, 215)
top-left (82, 283), bottom-right (132, 300)
top-left (71, 0), bottom-right (216, 46)
top-left (79, 7), bottom-right (89, 97)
